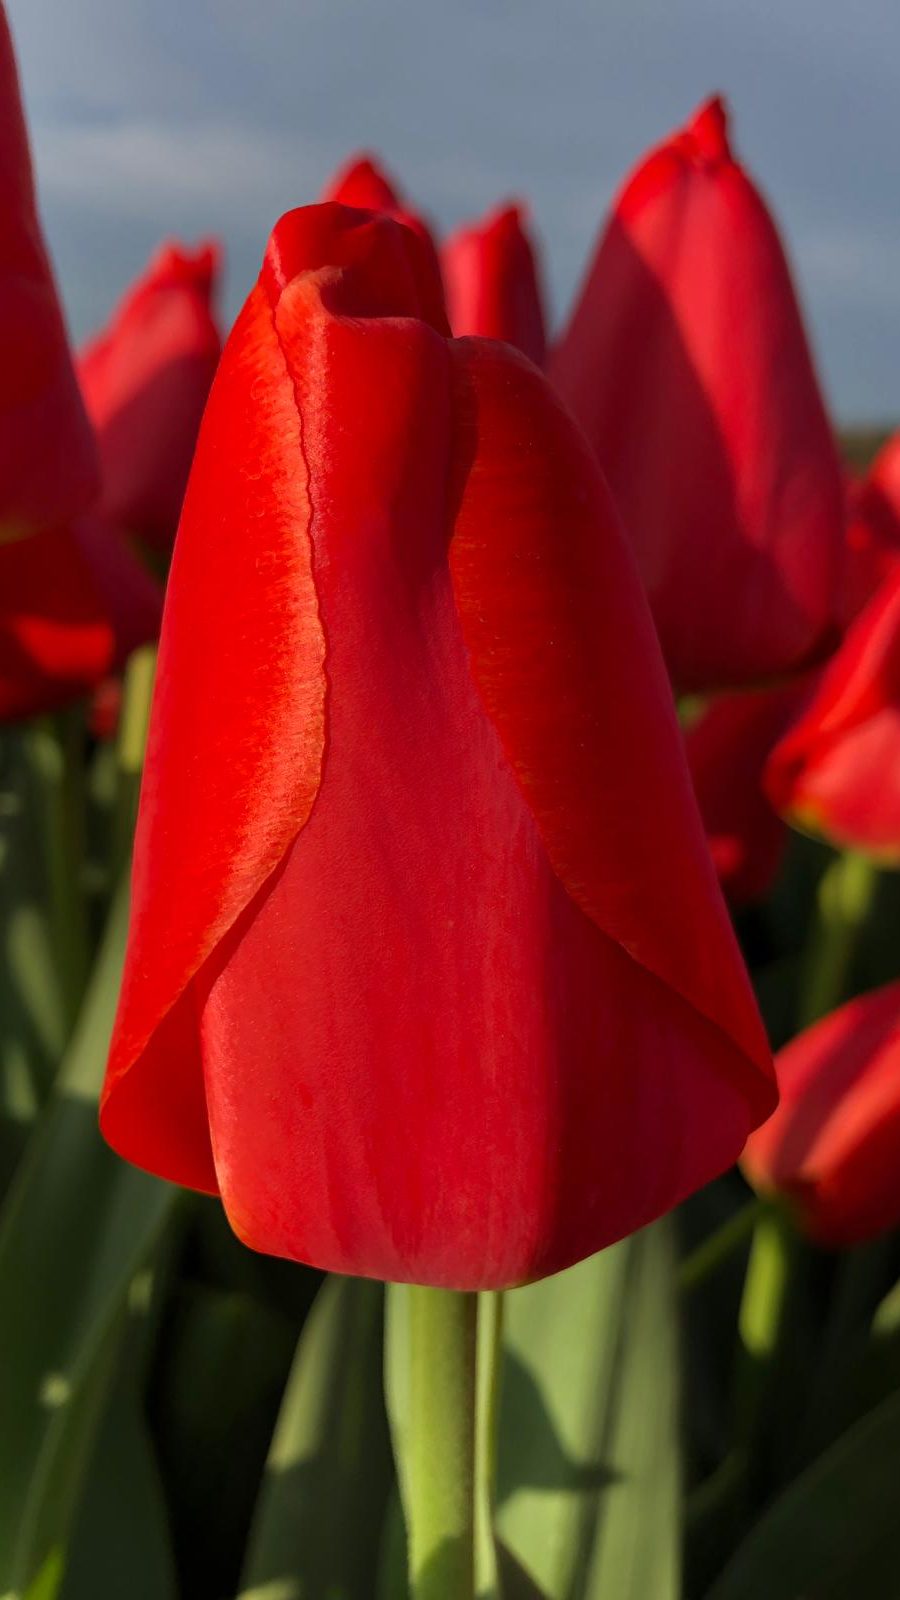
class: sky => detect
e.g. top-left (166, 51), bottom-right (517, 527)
top-left (8, 0), bottom-right (900, 423)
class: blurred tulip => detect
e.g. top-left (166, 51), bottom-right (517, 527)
top-left (743, 980), bottom-right (900, 1245)
top-left (686, 682), bottom-right (810, 906)
top-left (101, 202), bottom-right (774, 1291)
top-left (551, 96), bottom-right (845, 696)
top-left (0, 515), bottom-right (162, 721)
top-left (0, 5), bottom-right (97, 537)
top-left (843, 437), bottom-right (900, 624)
top-left (79, 241), bottom-right (222, 553)
top-left (766, 569), bottom-right (900, 861)
top-left (442, 202), bottom-right (547, 364)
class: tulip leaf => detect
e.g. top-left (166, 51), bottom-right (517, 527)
top-left (706, 1388), bottom-right (900, 1599)
top-left (497, 1221), bottom-right (681, 1600)
top-left (58, 1368), bottom-right (177, 1600)
top-left (0, 879), bottom-right (175, 1596)
top-left (239, 1274), bottom-right (393, 1600)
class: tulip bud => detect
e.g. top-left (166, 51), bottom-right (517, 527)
top-left (101, 203), bottom-right (774, 1290)
top-left (766, 568), bottom-right (900, 861)
top-left (551, 96), bottom-right (845, 695)
top-left (442, 203), bottom-right (547, 365)
top-left (743, 981), bottom-right (900, 1245)
top-left (0, 514), bottom-right (161, 721)
top-left (79, 241), bottom-right (222, 553)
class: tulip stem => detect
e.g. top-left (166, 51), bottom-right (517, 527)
top-left (797, 851), bottom-right (879, 1028)
top-left (733, 1203), bottom-right (794, 1472)
top-left (114, 645), bottom-right (157, 868)
top-left (393, 1285), bottom-right (478, 1600)
top-left (474, 1291), bottom-right (504, 1598)
top-left (25, 709), bottom-right (88, 1031)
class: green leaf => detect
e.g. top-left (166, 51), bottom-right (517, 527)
top-left (153, 1281), bottom-right (297, 1599)
top-left (497, 1221), bottom-right (681, 1600)
top-left (706, 1388), bottom-right (900, 1599)
top-left (0, 879), bottom-right (174, 1596)
top-left (58, 1369), bottom-right (177, 1600)
top-left (239, 1274), bottom-right (393, 1600)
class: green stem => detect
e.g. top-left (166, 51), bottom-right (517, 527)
top-left (405, 1287), bottom-right (478, 1600)
top-left (25, 709), bottom-right (88, 1030)
top-left (114, 645), bottom-right (157, 869)
top-left (734, 1205), bottom-right (793, 1451)
top-left (474, 1292), bottom-right (504, 1599)
top-left (797, 851), bottom-right (879, 1028)
top-left (679, 1197), bottom-right (763, 1295)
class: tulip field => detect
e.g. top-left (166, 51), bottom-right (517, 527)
top-left (4, 5), bottom-right (900, 1598)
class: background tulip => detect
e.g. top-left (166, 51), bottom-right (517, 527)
top-left (0, 515), bottom-right (162, 721)
top-left (442, 202), bottom-right (547, 364)
top-left (79, 241), bottom-right (222, 554)
top-left (743, 980), bottom-right (900, 1245)
top-left (550, 96), bottom-right (845, 695)
top-left (766, 568), bottom-right (900, 860)
top-left (686, 682), bottom-right (810, 906)
top-left (101, 202), bottom-right (774, 1293)
top-left (0, 4), bottom-right (97, 538)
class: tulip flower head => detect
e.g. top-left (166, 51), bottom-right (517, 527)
top-left (442, 202), bottom-right (547, 365)
top-left (101, 202), bottom-right (774, 1290)
top-left (0, 515), bottom-right (162, 721)
top-left (551, 96), bottom-right (845, 695)
top-left (79, 241), bottom-right (222, 553)
top-left (743, 981), bottom-right (900, 1245)
top-left (766, 568), bottom-right (900, 862)
top-left (0, 4), bottom-right (97, 537)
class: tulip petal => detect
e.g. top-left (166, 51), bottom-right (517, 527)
top-left (101, 279), bottom-right (328, 1191)
top-left (0, 8), bottom-right (97, 534)
top-left (743, 980), bottom-right (900, 1244)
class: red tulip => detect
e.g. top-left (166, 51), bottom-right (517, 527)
top-left (843, 438), bottom-right (900, 624)
top-left (550, 96), bottom-right (845, 696)
top-left (743, 980), bottom-right (900, 1245)
top-left (766, 569), bottom-right (900, 861)
top-left (101, 203), bottom-right (774, 1290)
top-left (0, 515), bottom-right (162, 721)
top-left (442, 203), bottom-right (547, 365)
top-left (322, 152), bottom-right (439, 263)
top-left (686, 682), bottom-right (810, 906)
top-left (0, 5), bottom-right (97, 537)
top-left (79, 241), bottom-right (222, 553)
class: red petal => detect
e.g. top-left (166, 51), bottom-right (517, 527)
top-left (0, 525), bottom-right (113, 719)
top-left (0, 10), bottom-right (97, 533)
top-left (79, 239), bottom-right (222, 552)
top-left (766, 569), bottom-right (900, 858)
top-left (442, 203), bottom-right (547, 365)
top-left (743, 980), bottom-right (900, 1245)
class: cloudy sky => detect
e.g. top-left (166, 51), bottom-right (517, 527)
top-left (9, 0), bottom-right (900, 422)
